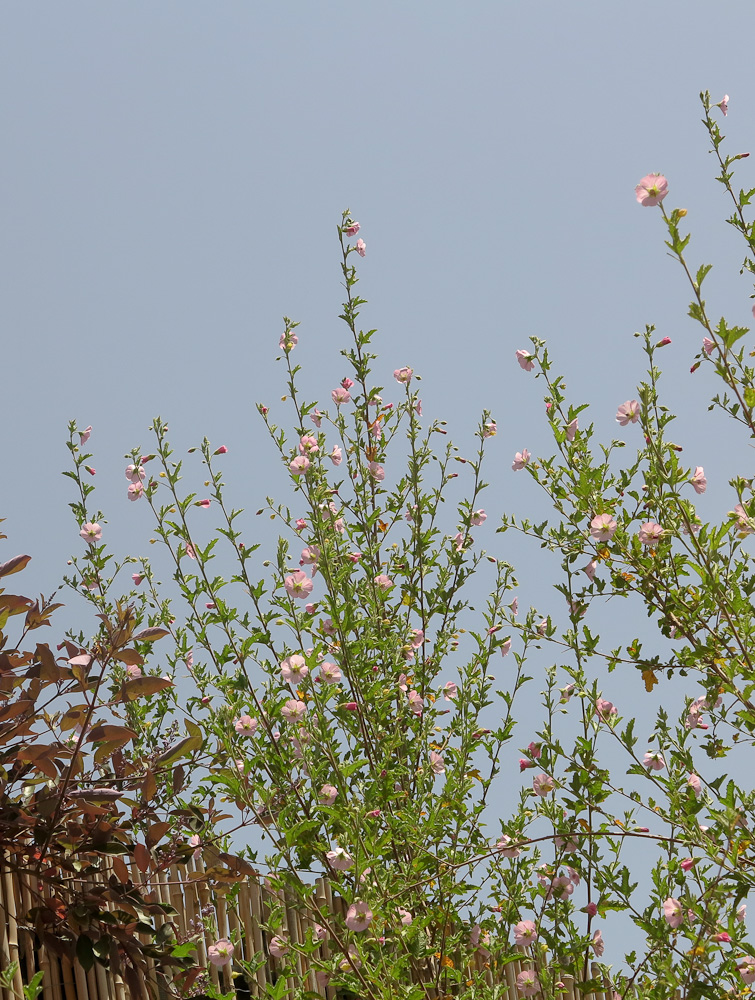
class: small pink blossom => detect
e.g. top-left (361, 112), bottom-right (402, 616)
top-left (639, 521), bottom-right (663, 545)
top-left (290, 455), bottom-right (310, 476)
top-left (326, 847), bottom-right (354, 870)
top-left (235, 715), bottom-right (258, 736)
top-left (185, 542), bottom-right (196, 559)
top-left (592, 929), bottom-right (605, 957)
top-left (355, 238), bottom-right (366, 257)
top-left (718, 94), bottom-right (729, 116)
top-left (566, 418), bottom-right (578, 441)
top-left (703, 336), bottom-right (715, 355)
top-left (374, 574), bottom-right (393, 590)
top-left (279, 330), bottom-right (298, 351)
top-left (429, 751), bottom-right (445, 774)
top-left (496, 835), bottom-right (521, 858)
top-left (319, 661), bottom-right (341, 683)
top-left (345, 901), bottom-right (373, 931)
top-left (332, 386), bottom-right (351, 405)
top-left (79, 425), bottom-right (92, 445)
top-left (126, 464), bottom-right (145, 482)
top-left (281, 699), bottom-right (306, 722)
top-left (268, 935), bottom-right (289, 959)
top-left (585, 902), bottom-right (598, 917)
top-left (733, 503), bottom-right (755, 534)
top-left (295, 518), bottom-right (307, 531)
top-left (690, 466), bottom-right (707, 494)
top-left (528, 741), bottom-right (541, 759)
top-left (80, 522), bottom-right (102, 544)
top-left (411, 629), bottom-right (424, 648)
top-left (126, 664), bottom-right (142, 679)
top-left (590, 513), bottom-right (617, 541)
top-left (394, 366), bottom-right (413, 384)
top-left (711, 931), bottom-right (731, 944)
top-left (500, 638), bottom-right (512, 657)
top-left (470, 509), bottom-right (487, 526)
top-left (512, 449), bottom-right (530, 471)
top-left (657, 336), bottom-right (672, 347)
top-left (398, 908), bottom-right (413, 925)
top-left (443, 681), bottom-right (458, 701)
top-left (582, 559), bottom-right (597, 582)
top-left (453, 532), bottom-right (465, 551)
top-left (299, 435), bottom-right (319, 456)
top-left (127, 482), bottom-right (144, 502)
top-left (516, 349), bottom-right (535, 372)
top-left (595, 698), bottom-right (617, 721)
top-left (407, 690), bottom-right (423, 715)
top-left (635, 173), bottom-right (668, 206)
top-left (196, 498), bottom-right (211, 509)
top-left (208, 939), bottom-right (234, 966)
top-left (214, 445), bottom-right (228, 454)
top-left (319, 784), bottom-right (337, 805)
top-left (483, 421), bottom-right (497, 437)
top-left (739, 959), bottom-right (755, 985)
top-left (513, 920), bottom-right (537, 947)
top-left (519, 759), bottom-right (535, 772)
top-left (559, 683), bottom-right (575, 703)
top-left (330, 445), bottom-right (343, 465)
top-left (663, 897), bottom-right (684, 929)
top-left (688, 773), bottom-right (702, 798)
top-left (616, 400), bottom-right (640, 426)
top-left (516, 969), bottom-right (539, 997)
top-left (533, 773), bottom-right (555, 796)
top-left (281, 654), bottom-right (309, 684)
top-left (737, 903), bottom-right (747, 923)
top-left (344, 221), bottom-right (360, 237)
top-left (284, 570), bottom-right (314, 600)
top-left (643, 750), bottom-right (665, 771)
top-left (680, 858), bottom-right (695, 872)
top-left (132, 573), bottom-right (144, 586)
top-left (368, 461), bottom-right (384, 481)
top-left (188, 834), bottom-right (201, 858)
top-left (85, 466), bottom-right (96, 475)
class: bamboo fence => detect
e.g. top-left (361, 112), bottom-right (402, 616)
top-left (0, 851), bottom-right (632, 1000)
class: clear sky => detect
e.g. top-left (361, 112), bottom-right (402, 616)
top-left (2, 0), bottom-right (753, 970)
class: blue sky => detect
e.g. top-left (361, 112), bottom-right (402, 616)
top-left (2, 0), bottom-right (754, 971)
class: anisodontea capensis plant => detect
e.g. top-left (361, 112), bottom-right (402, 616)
top-left (52, 91), bottom-right (755, 999)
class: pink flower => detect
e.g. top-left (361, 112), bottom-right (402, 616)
top-left (470, 509), bottom-right (487, 526)
top-left (185, 542), bottom-right (196, 559)
top-left (711, 931), bottom-right (731, 944)
top-left (299, 435), bottom-right (319, 456)
top-left (590, 513), bottom-right (617, 541)
top-left (592, 929), bottom-right (605, 957)
top-left (126, 664), bottom-right (142, 679)
top-left (582, 559), bottom-right (597, 581)
top-left (279, 330), bottom-right (298, 351)
top-left (680, 858), bottom-right (695, 872)
top-left (737, 903), bottom-right (747, 923)
top-left (512, 449), bottom-right (530, 471)
top-left (368, 462), bottom-right (384, 481)
top-left (268, 935), bottom-right (289, 959)
top-left (374, 574), bottom-right (393, 590)
top-left (345, 901), bottom-right (373, 931)
top-left (235, 715), bottom-right (258, 736)
top-left (718, 94), bottom-right (729, 116)
top-left (394, 367), bottom-right (413, 384)
top-left (638, 521), bottom-right (663, 545)
top-left (453, 532), bottom-right (465, 552)
top-left (79, 425), bottom-right (92, 445)
top-left (496, 835), bottom-right (521, 858)
top-left (595, 698), bottom-right (617, 722)
top-left (411, 629), bottom-right (424, 648)
top-left (429, 751), bottom-right (445, 774)
top-left (663, 897), bottom-right (684, 929)
top-left (347, 551), bottom-right (362, 563)
top-left (284, 570), bottom-right (313, 599)
top-left (616, 400), bottom-right (640, 425)
top-left (407, 690), bottom-right (423, 715)
top-left (703, 337), bottom-right (715, 355)
top-left (214, 445), bottom-right (228, 454)
top-left (398, 908), bottom-right (413, 925)
top-left (528, 741), bottom-right (541, 759)
top-left (559, 683), bottom-right (575, 703)
top-left (196, 498), bottom-right (211, 508)
top-left (484, 421), bottom-right (497, 437)
top-left (281, 699), bottom-right (306, 722)
top-left (688, 773), bottom-right (702, 798)
top-left (513, 920), bottom-right (537, 947)
top-left (415, 399), bottom-right (422, 416)
top-left (635, 174), bottom-right (668, 206)
top-left (281, 655), bottom-right (309, 684)
top-left (585, 902), bottom-right (598, 917)
top-left (519, 758), bottom-right (535, 772)
top-left (300, 546), bottom-right (320, 575)
top-left (208, 939), bottom-right (234, 967)
top-left (516, 969), bottom-right (539, 997)
top-left (85, 466), bottom-right (96, 475)
top-left (643, 750), bottom-right (665, 771)
top-left (319, 661), bottom-right (341, 683)
top-left (516, 349), bottom-right (535, 372)
top-left (330, 445), bottom-right (343, 465)
top-left (332, 387), bottom-right (351, 405)
top-left (125, 464), bottom-right (145, 482)
top-left (690, 466), bottom-right (707, 494)
top-left (319, 784), bottom-right (337, 805)
top-left (355, 239), bottom-right (366, 257)
top-left (341, 377), bottom-right (354, 390)
top-left (566, 418), bottom-right (578, 441)
top-left (127, 482), bottom-right (144, 502)
top-left (500, 638), bottom-right (512, 657)
top-left (443, 681), bottom-right (458, 701)
top-left (657, 336), bottom-right (672, 347)
top-left (344, 222), bottom-right (360, 237)
top-left (288, 456), bottom-right (312, 479)
top-left (733, 503), bottom-right (755, 534)
top-left (132, 573), bottom-right (144, 586)
top-left (80, 522), bottom-right (102, 544)
top-left (326, 847), bottom-right (354, 870)
top-left (295, 518), bottom-right (307, 531)
top-left (532, 773), bottom-right (555, 796)
top-left (188, 834), bottom-right (201, 858)
top-left (739, 959), bottom-right (755, 986)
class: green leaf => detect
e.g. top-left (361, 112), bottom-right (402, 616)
top-left (76, 934), bottom-right (94, 972)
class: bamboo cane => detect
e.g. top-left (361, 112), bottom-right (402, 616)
top-left (0, 854), bottom-right (24, 1000)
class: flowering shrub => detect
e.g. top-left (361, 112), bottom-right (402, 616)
top-left (5, 90), bottom-right (755, 999)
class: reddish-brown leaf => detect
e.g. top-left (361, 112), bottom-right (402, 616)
top-left (133, 843), bottom-right (151, 873)
top-left (86, 724), bottom-right (137, 744)
top-left (122, 676), bottom-right (173, 701)
top-left (132, 626), bottom-right (170, 642)
top-left (0, 554), bottom-right (31, 578)
top-left (145, 821), bottom-right (170, 850)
